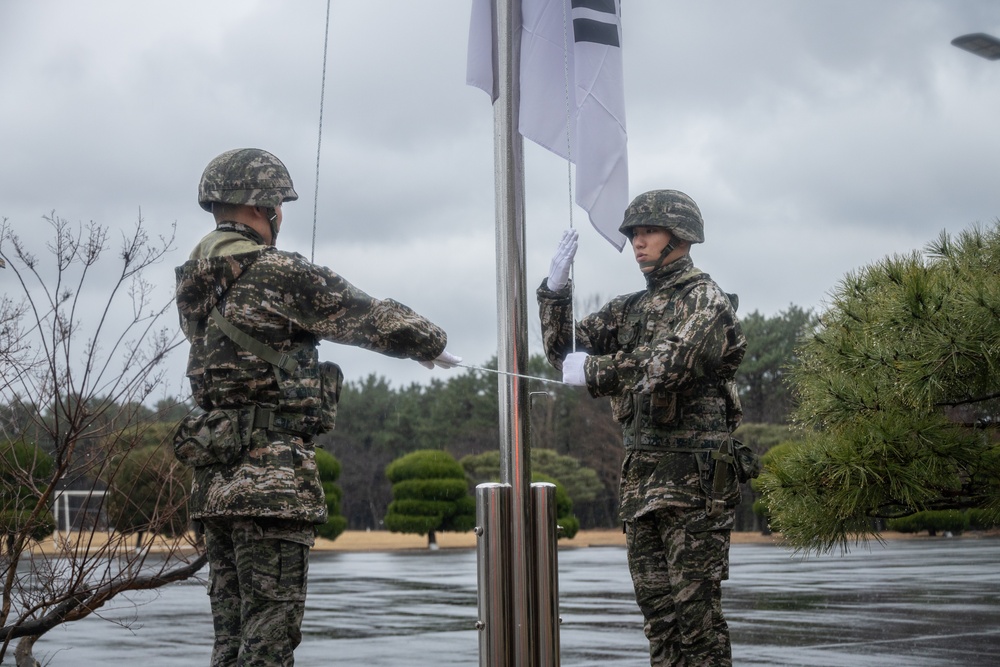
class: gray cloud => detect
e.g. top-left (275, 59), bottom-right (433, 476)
top-left (2, 0), bottom-right (999, 391)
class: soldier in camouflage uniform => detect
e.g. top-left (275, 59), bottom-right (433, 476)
top-left (174, 148), bottom-right (459, 667)
top-left (537, 190), bottom-right (746, 666)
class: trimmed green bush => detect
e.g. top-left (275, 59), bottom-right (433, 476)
top-left (384, 449), bottom-right (475, 545)
top-left (316, 448), bottom-right (348, 541)
top-left (1, 441), bottom-right (56, 545)
top-left (968, 509), bottom-right (999, 530)
top-left (391, 478), bottom-right (469, 501)
top-left (0, 510), bottom-right (56, 542)
top-left (386, 449), bottom-right (466, 482)
top-left (887, 510), bottom-right (969, 536)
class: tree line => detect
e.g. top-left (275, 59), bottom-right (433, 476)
top-left (319, 322), bottom-right (809, 535)
top-left (7, 212), bottom-right (998, 662)
top-left (2, 307), bottom-right (816, 546)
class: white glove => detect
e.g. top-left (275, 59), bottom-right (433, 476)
top-left (562, 351), bottom-right (588, 386)
top-left (419, 350), bottom-right (463, 369)
top-left (546, 229), bottom-right (578, 291)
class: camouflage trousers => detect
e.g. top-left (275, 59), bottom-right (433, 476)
top-left (202, 518), bottom-right (313, 667)
top-left (625, 505), bottom-right (734, 667)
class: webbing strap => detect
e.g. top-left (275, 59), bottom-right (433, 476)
top-left (210, 307), bottom-right (298, 374)
top-left (624, 445), bottom-right (715, 453)
top-left (251, 407), bottom-right (313, 436)
top-left (707, 437), bottom-right (735, 517)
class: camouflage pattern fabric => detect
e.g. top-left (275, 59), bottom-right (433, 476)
top-left (537, 254), bottom-right (746, 516)
top-left (175, 222), bottom-right (447, 523)
top-left (619, 190), bottom-right (705, 243)
top-left (626, 507), bottom-right (734, 667)
top-left (537, 252), bottom-right (745, 665)
top-left (198, 148), bottom-right (299, 212)
top-left (191, 428), bottom-right (328, 524)
top-left (177, 219), bottom-right (447, 666)
top-left (203, 518), bottom-right (313, 667)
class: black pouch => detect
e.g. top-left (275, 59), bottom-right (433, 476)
top-left (610, 394), bottom-right (634, 423)
top-left (647, 390), bottom-right (681, 427)
top-left (732, 439), bottom-right (762, 483)
top-left (172, 408), bottom-right (251, 467)
top-left (316, 361), bottom-right (343, 434)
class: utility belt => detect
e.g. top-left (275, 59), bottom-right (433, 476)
top-left (172, 403), bottom-right (321, 469)
top-left (623, 437), bottom-right (761, 517)
top-left (250, 406), bottom-right (317, 438)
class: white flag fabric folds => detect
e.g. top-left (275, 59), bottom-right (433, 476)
top-left (467, 0), bottom-right (629, 251)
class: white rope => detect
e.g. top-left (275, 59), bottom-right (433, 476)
top-left (560, 0), bottom-right (578, 353)
top-left (311, 0), bottom-right (332, 264)
top-left (454, 363), bottom-right (568, 386)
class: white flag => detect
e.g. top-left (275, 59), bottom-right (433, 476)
top-left (467, 0), bottom-right (498, 101)
top-left (467, 0), bottom-right (629, 251)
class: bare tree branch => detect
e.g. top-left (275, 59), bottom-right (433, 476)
top-left (1, 213), bottom-right (199, 665)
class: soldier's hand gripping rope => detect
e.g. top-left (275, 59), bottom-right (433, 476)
top-left (419, 349), bottom-right (463, 369)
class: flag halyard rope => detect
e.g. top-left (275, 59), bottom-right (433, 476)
top-left (455, 362), bottom-right (568, 386)
top-left (311, 0), bottom-right (332, 264)
top-left (560, 0), bottom-right (578, 354)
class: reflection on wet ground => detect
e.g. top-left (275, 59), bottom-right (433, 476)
top-left (36, 537), bottom-right (999, 666)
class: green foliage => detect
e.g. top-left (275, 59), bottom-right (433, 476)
top-left (761, 223), bottom-right (1000, 552)
top-left (533, 473), bottom-right (579, 539)
top-left (387, 449), bottom-right (467, 483)
top-left (315, 448), bottom-right (347, 541)
top-left (391, 478), bottom-right (469, 501)
top-left (460, 448), bottom-right (603, 505)
top-left (887, 510), bottom-right (969, 536)
top-left (384, 450), bottom-right (476, 540)
top-left (1, 215), bottom-right (204, 663)
top-left (153, 396), bottom-right (198, 423)
top-left (321, 352), bottom-right (630, 531)
top-left (737, 306), bottom-right (818, 423)
top-left (1, 440), bottom-right (56, 544)
top-left (968, 509), bottom-right (999, 530)
top-left (733, 423), bottom-right (804, 451)
top-left (384, 512), bottom-right (441, 535)
top-left (749, 441), bottom-right (798, 522)
top-left (460, 452), bottom-right (585, 540)
top-left (315, 446), bottom-right (342, 479)
top-left (104, 423), bottom-right (191, 539)
top-left (0, 510), bottom-right (56, 542)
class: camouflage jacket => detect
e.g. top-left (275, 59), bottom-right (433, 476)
top-left (175, 222), bottom-right (447, 522)
top-left (537, 255), bottom-right (746, 519)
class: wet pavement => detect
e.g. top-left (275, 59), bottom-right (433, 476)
top-left (32, 537), bottom-right (1000, 666)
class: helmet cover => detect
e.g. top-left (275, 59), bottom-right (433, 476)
top-left (619, 190), bottom-right (704, 243)
top-left (198, 148), bottom-right (298, 212)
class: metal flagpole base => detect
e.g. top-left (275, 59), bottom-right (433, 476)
top-left (476, 483), bottom-right (512, 666)
top-left (531, 482), bottom-right (561, 666)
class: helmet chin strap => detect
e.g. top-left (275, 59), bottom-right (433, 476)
top-left (264, 207), bottom-right (279, 246)
top-left (638, 235), bottom-right (676, 271)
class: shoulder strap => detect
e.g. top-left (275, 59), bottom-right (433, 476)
top-left (204, 248), bottom-right (298, 375)
top-left (209, 307), bottom-right (298, 374)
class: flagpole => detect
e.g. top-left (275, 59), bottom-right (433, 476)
top-left (492, 0), bottom-right (534, 664)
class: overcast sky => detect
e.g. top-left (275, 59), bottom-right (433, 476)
top-left (2, 1), bottom-right (999, 397)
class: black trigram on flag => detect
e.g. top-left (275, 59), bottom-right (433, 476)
top-left (572, 0), bottom-right (620, 47)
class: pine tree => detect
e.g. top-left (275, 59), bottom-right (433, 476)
top-left (760, 223), bottom-right (1000, 552)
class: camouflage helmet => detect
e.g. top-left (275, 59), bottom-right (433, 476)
top-left (198, 148), bottom-right (298, 212)
top-left (619, 190), bottom-right (704, 243)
